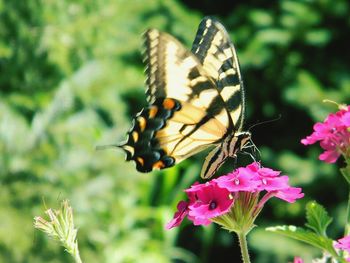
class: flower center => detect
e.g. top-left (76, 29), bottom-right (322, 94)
top-left (209, 200), bottom-right (217, 210)
top-left (234, 178), bottom-right (240, 185)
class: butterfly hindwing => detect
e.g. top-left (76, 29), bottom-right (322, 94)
top-left (121, 98), bottom-right (180, 172)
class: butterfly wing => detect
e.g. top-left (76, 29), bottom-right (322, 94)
top-left (191, 17), bottom-right (245, 132)
top-left (191, 17), bottom-right (250, 178)
top-left (120, 29), bottom-right (232, 172)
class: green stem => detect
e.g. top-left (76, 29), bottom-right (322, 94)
top-left (237, 232), bottom-right (251, 263)
top-left (341, 164), bottom-right (350, 236)
top-left (73, 252), bottom-right (82, 263)
top-left (66, 242), bottom-right (82, 263)
top-left (345, 190), bottom-right (350, 236)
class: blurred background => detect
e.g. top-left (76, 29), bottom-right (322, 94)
top-left (1, 0), bottom-right (350, 262)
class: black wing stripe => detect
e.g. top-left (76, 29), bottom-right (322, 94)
top-left (218, 73), bottom-right (240, 89)
top-left (200, 144), bottom-right (227, 179)
top-left (191, 18), bottom-right (217, 63)
top-left (226, 90), bottom-right (242, 112)
top-left (187, 79), bottom-right (216, 101)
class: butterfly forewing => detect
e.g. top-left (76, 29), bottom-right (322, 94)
top-left (191, 17), bottom-right (245, 131)
top-left (145, 29), bottom-right (223, 109)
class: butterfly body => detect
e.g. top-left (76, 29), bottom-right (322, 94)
top-left (119, 17), bottom-right (251, 179)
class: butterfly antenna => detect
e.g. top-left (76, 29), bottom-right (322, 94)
top-left (247, 114), bottom-right (282, 132)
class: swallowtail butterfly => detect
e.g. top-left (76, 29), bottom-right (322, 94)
top-left (118, 17), bottom-right (250, 179)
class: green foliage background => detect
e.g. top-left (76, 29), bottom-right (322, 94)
top-left (0, 0), bottom-right (349, 262)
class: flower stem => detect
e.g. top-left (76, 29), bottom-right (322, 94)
top-left (341, 164), bottom-right (350, 235)
top-left (73, 250), bottom-right (82, 263)
top-left (237, 232), bottom-right (251, 263)
top-left (345, 186), bottom-right (350, 236)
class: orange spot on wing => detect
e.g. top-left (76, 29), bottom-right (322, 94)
top-left (149, 106), bottom-right (158, 118)
top-left (137, 116), bottom-right (146, 132)
top-left (132, 131), bottom-right (139, 142)
top-left (152, 160), bottom-right (165, 170)
top-left (163, 98), bottom-right (175, 110)
top-left (137, 157), bottom-right (144, 166)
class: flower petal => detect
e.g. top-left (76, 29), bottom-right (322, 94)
top-left (166, 201), bottom-right (189, 229)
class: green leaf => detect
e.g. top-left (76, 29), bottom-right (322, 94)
top-left (256, 28), bottom-right (291, 46)
top-left (305, 29), bottom-right (331, 46)
top-left (266, 225), bottom-right (344, 262)
top-left (340, 164), bottom-right (350, 185)
top-left (249, 10), bottom-right (273, 27)
top-left (305, 201), bottom-right (332, 236)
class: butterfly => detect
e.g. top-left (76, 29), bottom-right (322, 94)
top-left (118, 17), bottom-right (251, 179)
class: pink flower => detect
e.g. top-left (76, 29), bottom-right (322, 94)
top-left (335, 235), bottom-right (350, 262)
top-left (301, 105), bottom-right (350, 163)
top-left (293, 257), bottom-right (304, 263)
top-left (335, 235), bottom-right (350, 250)
top-left (214, 166), bottom-right (260, 192)
top-left (166, 201), bottom-right (189, 229)
top-left (214, 162), bottom-right (291, 193)
top-left (257, 166), bottom-right (281, 177)
top-left (166, 162), bottom-right (304, 230)
top-left (186, 182), bottom-right (233, 225)
top-left (256, 172), bottom-right (290, 192)
top-left (342, 111), bottom-right (350, 126)
top-left (241, 162), bottom-right (289, 191)
top-left (274, 187), bottom-right (304, 203)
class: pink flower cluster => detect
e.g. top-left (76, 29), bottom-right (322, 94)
top-left (301, 105), bottom-right (350, 163)
top-left (335, 235), bottom-right (350, 262)
top-left (166, 162), bottom-right (304, 229)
